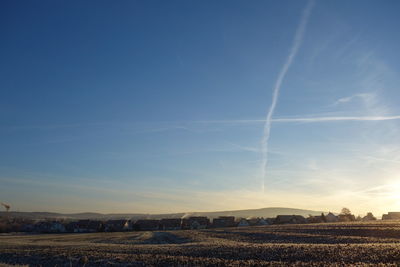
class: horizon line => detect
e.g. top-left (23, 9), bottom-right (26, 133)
top-left (0, 206), bottom-right (331, 215)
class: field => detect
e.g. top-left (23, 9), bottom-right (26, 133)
top-left (2, 220), bottom-right (400, 266)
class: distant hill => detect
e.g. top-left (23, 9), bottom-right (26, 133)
top-left (0, 207), bottom-right (326, 220)
top-left (182, 207), bottom-right (326, 219)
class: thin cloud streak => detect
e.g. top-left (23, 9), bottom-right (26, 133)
top-left (194, 115), bottom-right (400, 124)
top-left (334, 93), bottom-right (375, 105)
top-left (261, 0), bottom-right (315, 192)
top-left (273, 115), bottom-right (400, 123)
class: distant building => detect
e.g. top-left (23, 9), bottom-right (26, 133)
top-left (362, 212), bottom-right (376, 221)
top-left (34, 221), bottom-right (66, 233)
top-left (50, 221), bottom-right (67, 233)
top-left (182, 216), bottom-right (210, 229)
top-left (160, 218), bottom-right (182, 230)
top-left (212, 216), bottom-right (236, 228)
top-left (105, 220), bottom-right (132, 232)
top-left (34, 221), bottom-right (50, 233)
top-left (382, 212), bottom-right (400, 220)
top-left (237, 218), bottom-right (250, 227)
top-left (264, 218), bottom-right (275, 225)
top-left (247, 217), bottom-right (269, 226)
top-left (306, 213), bottom-right (328, 224)
top-left (307, 215), bottom-right (325, 224)
top-left (68, 220), bottom-right (103, 233)
top-left (20, 223), bottom-right (35, 232)
top-left (325, 212), bottom-right (338, 223)
top-left (134, 219), bottom-right (160, 231)
top-left (274, 215), bottom-right (306, 224)
top-left (258, 218), bottom-right (270, 225)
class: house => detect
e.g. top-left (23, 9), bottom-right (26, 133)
top-left (134, 219), bottom-right (160, 231)
top-left (264, 218), bottom-right (275, 225)
top-left (34, 221), bottom-right (66, 233)
top-left (247, 217), bottom-right (269, 226)
top-left (274, 215), bottom-right (306, 224)
top-left (362, 212), bottom-right (376, 221)
top-left (75, 220), bottom-right (92, 233)
top-left (382, 212), bottom-right (400, 220)
top-left (236, 217), bottom-right (270, 227)
top-left (237, 218), bottom-right (250, 227)
top-left (325, 212), bottom-right (338, 222)
top-left (65, 221), bottom-right (78, 233)
top-left (34, 221), bottom-right (52, 233)
top-left (159, 218), bottom-right (181, 230)
top-left (307, 215), bottom-right (325, 224)
top-left (182, 216), bottom-right (210, 229)
top-left (50, 221), bottom-right (66, 233)
top-left (257, 218), bottom-right (270, 225)
top-left (104, 220), bottom-right (132, 232)
top-left (20, 223), bottom-right (35, 232)
top-left (212, 216), bottom-right (236, 228)
top-left (68, 220), bottom-right (103, 233)
top-left (247, 218), bottom-right (258, 226)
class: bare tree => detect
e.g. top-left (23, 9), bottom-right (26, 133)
top-left (365, 212), bottom-right (376, 220)
top-left (1, 203), bottom-right (10, 212)
top-left (341, 207), bottom-right (351, 215)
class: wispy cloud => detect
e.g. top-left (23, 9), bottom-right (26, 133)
top-left (225, 141), bottom-right (260, 153)
top-left (272, 115), bottom-right (400, 123)
top-left (362, 155), bottom-right (400, 165)
top-left (260, 0), bottom-right (315, 192)
top-left (334, 93), bottom-right (375, 105)
top-left (7, 113), bottom-right (400, 135)
top-left (194, 115), bottom-right (400, 125)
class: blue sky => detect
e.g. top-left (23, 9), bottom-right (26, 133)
top-left (1, 0), bottom-right (400, 215)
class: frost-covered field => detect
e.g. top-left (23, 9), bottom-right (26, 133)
top-left (2, 220), bottom-right (400, 266)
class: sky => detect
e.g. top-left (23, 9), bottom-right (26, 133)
top-left (1, 0), bottom-right (400, 216)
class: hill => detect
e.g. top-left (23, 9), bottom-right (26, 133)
top-left (183, 207), bottom-right (326, 219)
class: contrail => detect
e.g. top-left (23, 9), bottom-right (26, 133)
top-left (272, 115), bottom-right (400, 123)
top-left (261, 0), bottom-right (315, 192)
top-left (193, 115), bottom-right (400, 124)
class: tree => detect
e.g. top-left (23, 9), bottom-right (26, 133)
top-left (321, 213), bottom-right (327, 222)
top-left (341, 207), bottom-right (351, 215)
top-left (365, 212), bottom-right (376, 221)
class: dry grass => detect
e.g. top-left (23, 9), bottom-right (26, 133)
top-left (2, 220), bottom-right (400, 266)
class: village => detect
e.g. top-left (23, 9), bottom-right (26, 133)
top-left (1, 209), bottom-right (399, 234)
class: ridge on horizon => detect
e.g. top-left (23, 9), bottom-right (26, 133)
top-left (0, 207), bottom-right (328, 220)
